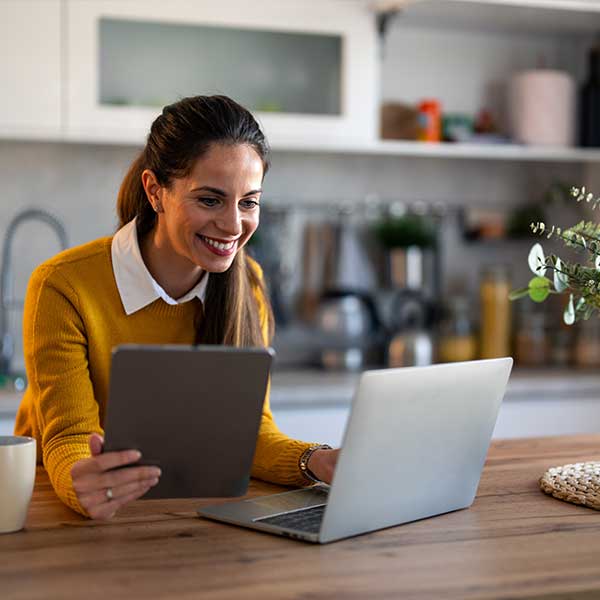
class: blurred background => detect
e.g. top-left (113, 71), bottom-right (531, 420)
top-left (1, 0), bottom-right (600, 442)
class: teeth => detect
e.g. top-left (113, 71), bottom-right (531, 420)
top-left (201, 236), bottom-right (235, 251)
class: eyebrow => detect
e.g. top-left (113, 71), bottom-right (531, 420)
top-left (190, 185), bottom-right (262, 197)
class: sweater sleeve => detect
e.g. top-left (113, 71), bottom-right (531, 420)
top-left (23, 265), bottom-right (99, 515)
top-left (248, 259), bottom-right (317, 487)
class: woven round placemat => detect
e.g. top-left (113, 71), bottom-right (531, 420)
top-left (540, 462), bottom-right (600, 510)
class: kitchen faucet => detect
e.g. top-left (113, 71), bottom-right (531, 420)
top-left (0, 209), bottom-right (68, 377)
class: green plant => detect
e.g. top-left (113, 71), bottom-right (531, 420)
top-left (510, 186), bottom-right (600, 324)
top-left (373, 214), bottom-right (436, 249)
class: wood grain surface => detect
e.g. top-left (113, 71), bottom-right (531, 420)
top-left (2, 435), bottom-right (600, 600)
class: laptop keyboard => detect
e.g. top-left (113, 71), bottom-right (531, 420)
top-left (256, 504), bottom-right (326, 534)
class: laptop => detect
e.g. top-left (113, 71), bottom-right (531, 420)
top-left (103, 344), bottom-right (274, 499)
top-left (198, 357), bottom-right (513, 543)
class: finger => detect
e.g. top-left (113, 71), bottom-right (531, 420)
top-left (98, 465), bottom-right (161, 490)
top-left (88, 433), bottom-right (104, 457)
top-left (93, 449), bottom-right (142, 472)
top-left (72, 448), bottom-right (142, 479)
top-left (110, 477), bottom-right (159, 501)
top-left (87, 485), bottom-right (154, 521)
top-left (80, 477), bottom-right (158, 510)
top-left (74, 465), bottom-right (161, 494)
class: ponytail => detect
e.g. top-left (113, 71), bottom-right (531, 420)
top-left (116, 152), bottom-right (156, 237)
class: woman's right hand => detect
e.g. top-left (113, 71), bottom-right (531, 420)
top-left (71, 433), bottom-right (161, 520)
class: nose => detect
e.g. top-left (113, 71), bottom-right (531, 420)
top-left (215, 204), bottom-right (242, 237)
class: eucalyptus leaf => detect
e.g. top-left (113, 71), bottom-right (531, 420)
top-left (564, 294), bottom-right (575, 325)
top-left (528, 243), bottom-right (546, 276)
top-left (553, 257), bottom-right (569, 292)
top-left (528, 276), bottom-right (551, 303)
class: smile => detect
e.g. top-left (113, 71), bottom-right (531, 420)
top-left (197, 234), bottom-right (238, 256)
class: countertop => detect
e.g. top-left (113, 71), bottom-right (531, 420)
top-left (1, 367), bottom-right (600, 416)
top-left (2, 435), bottom-right (600, 599)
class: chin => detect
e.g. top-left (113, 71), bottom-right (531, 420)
top-left (192, 252), bottom-right (238, 273)
top-left (206, 262), bottom-right (235, 274)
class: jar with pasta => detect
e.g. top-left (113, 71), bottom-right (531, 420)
top-left (479, 265), bottom-right (512, 359)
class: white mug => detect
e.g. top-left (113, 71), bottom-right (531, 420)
top-left (0, 436), bottom-right (36, 534)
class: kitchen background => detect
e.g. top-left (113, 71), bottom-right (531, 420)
top-left (1, 0), bottom-right (600, 443)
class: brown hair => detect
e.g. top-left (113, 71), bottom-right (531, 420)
top-left (116, 95), bottom-right (273, 347)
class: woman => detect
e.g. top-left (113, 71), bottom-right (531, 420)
top-left (14, 95), bottom-right (338, 520)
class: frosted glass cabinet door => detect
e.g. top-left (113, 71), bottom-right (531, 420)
top-left (0, 1), bottom-right (62, 139)
top-left (65, 0), bottom-right (378, 146)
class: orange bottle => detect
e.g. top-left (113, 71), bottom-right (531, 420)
top-left (417, 99), bottom-right (442, 142)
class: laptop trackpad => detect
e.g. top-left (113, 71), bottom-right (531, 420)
top-left (248, 487), bottom-right (329, 519)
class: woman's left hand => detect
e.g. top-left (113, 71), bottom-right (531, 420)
top-left (306, 448), bottom-right (339, 484)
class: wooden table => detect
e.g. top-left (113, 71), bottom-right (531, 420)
top-left (2, 435), bottom-right (600, 599)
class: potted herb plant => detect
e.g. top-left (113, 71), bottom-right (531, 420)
top-left (373, 213), bottom-right (436, 289)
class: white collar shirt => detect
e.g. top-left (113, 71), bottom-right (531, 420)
top-left (111, 218), bottom-right (209, 316)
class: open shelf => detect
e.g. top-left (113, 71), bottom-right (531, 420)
top-left (269, 137), bottom-right (600, 162)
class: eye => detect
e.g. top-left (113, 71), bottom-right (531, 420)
top-left (198, 197), bottom-right (220, 207)
top-left (240, 199), bottom-right (260, 210)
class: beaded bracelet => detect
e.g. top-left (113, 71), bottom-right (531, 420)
top-left (299, 444), bottom-right (332, 483)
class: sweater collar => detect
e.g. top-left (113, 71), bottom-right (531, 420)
top-left (111, 218), bottom-right (209, 316)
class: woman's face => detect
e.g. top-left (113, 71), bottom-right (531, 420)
top-left (148, 143), bottom-right (264, 273)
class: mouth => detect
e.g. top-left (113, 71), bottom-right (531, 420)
top-left (196, 234), bottom-right (239, 257)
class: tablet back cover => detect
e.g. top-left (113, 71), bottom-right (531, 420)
top-left (103, 344), bottom-right (273, 499)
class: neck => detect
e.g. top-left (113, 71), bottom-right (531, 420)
top-left (140, 227), bottom-right (205, 300)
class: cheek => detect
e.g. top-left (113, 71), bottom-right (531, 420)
top-left (244, 215), bottom-right (260, 237)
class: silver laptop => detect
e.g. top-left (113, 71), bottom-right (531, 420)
top-left (198, 357), bottom-right (513, 544)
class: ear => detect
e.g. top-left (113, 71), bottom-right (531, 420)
top-left (141, 169), bottom-right (164, 213)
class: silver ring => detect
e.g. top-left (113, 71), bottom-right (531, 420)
top-left (105, 487), bottom-right (113, 501)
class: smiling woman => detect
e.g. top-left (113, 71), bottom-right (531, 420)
top-left (14, 95), bottom-right (337, 520)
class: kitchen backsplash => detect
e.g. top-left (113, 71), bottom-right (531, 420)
top-left (0, 139), bottom-right (585, 372)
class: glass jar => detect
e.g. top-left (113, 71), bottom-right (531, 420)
top-left (574, 318), bottom-right (600, 368)
top-left (514, 309), bottom-right (548, 367)
top-left (551, 328), bottom-right (573, 367)
top-left (436, 297), bottom-right (477, 363)
top-left (479, 265), bottom-right (512, 359)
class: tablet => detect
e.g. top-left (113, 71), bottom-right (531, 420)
top-left (103, 344), bottom-right (274, 499)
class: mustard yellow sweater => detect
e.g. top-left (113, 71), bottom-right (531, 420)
top-left (15, 237), bottom-right (313, 515)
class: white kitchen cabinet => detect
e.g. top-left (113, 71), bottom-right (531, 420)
top-left (493, 396), bottom-right (600, 439)
top-left (270, 369), bottom-right (600, 445)
top-left (1, 0), bottom-right (600, 167)
top-left (0, 417), bottom-right (15, 436)
top-left (0, 391), bottom-right (21, 436)
top-left (272, 394), bottom-right (600, 447)
top-left (272, 405), bottom-right (350, 447)
top-left (64, 0), bottom-right (378, 146)
top-left (0, 1), bottom-right (62, 140)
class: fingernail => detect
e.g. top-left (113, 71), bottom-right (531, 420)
top-left (132, 450), bottom-right (142, 460)
top-left (150, 477), bottom-right (159, 485)
top-left (152, 468), bottom-right (161, 477)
